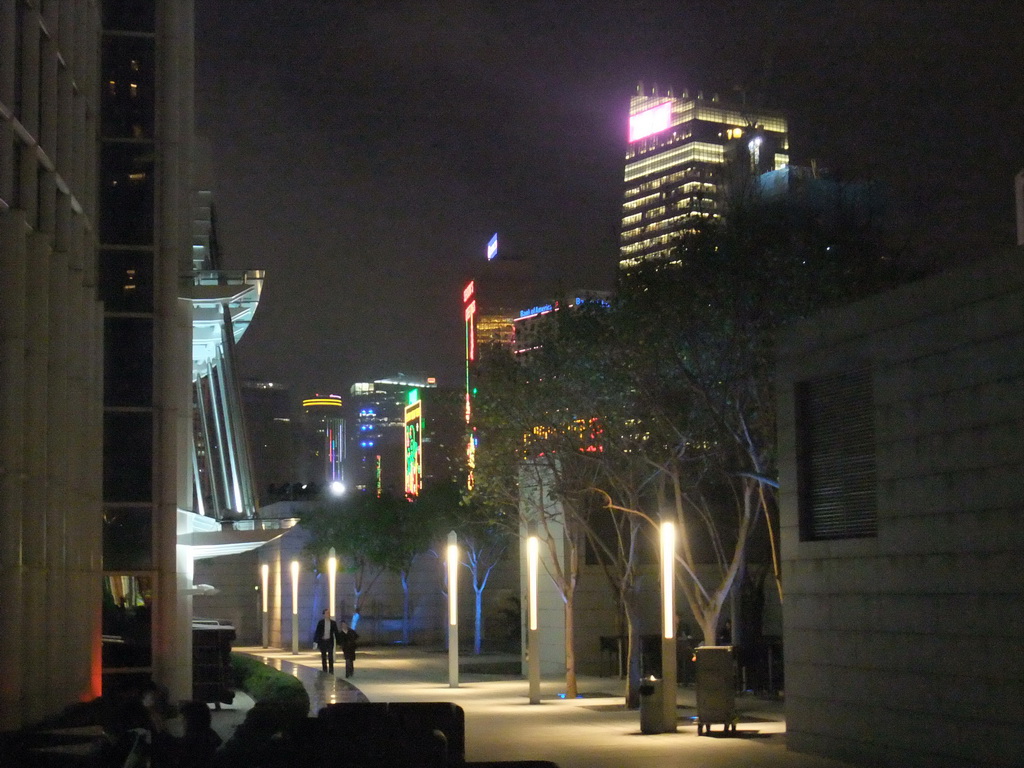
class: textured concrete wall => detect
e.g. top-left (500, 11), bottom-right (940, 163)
top-left (777, 250), bottom-right (1024, 768)
top-left (0, 2), bottom-right (105, 731)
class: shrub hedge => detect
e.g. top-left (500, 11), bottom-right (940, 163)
top-left (230, 653), bottom-right (310, 714)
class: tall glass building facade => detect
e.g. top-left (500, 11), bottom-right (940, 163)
top-left (619, 83), bottom-right (789, 269)
top-left (0, 0), bottom-right (204, 729)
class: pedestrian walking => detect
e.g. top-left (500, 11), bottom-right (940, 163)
top-left (313, 609), bottom-right (342, 673)
top-left (338, 620), bottom-right (359, 678)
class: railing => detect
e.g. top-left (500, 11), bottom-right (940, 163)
top-left (228, 518), bottom-right (300, 531)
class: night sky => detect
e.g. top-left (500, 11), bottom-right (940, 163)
top-left (194, 1), bottom-right (1024, 396)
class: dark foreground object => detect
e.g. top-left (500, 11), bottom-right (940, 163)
top-left (1, 700), bottom-right (559, 768)
top-left (218, 700), bottom-right (556, 768)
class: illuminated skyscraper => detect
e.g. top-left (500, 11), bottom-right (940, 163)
top-left (619, 83), bottom-right (789, 269)
top-left (463, 236), bottom-right (551, 487)
top-left (347, 375), bottom-right (436, 495)
top-left (301, 394), bottom-right (346, 490)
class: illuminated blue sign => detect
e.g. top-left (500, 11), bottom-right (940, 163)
top-left (518, 296), bottom-right (610, 320)
top-left (519, 303), bottom-right (553, 318)
top-left (486, 233), bottom-right (498, 261)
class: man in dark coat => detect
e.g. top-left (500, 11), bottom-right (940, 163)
top-left (338, 621), bottom-right (359, 678)
top-left (313, 609), bottom-right (341, 673)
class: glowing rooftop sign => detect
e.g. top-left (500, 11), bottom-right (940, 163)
top-left (517, 296), bottom-right (609, 320)
top-left (303, 397), bottom-right (342, 407)
top-left (487, 233), bottom-right (498, 261)
top-left (629, 101), bottom-right (672, 142)
top-left (519, 303), bottom-right (554, 319)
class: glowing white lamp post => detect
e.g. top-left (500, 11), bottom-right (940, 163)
top-left (291, 560), bottom-right (300, 654)
top-left (660, 520), bottom-right (678, 731)
top-left (327, 547), bottom-right (338, 619)
top-left (527, 530), bottom-right (540, 704)
top-left (261, 562), bottom-right (269, 648)
top-left (447, 530), bottom-right (459, 688)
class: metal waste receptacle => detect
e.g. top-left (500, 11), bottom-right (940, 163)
top-left (639, 677), bottom-right (664, 734)
top-left (695, 645), bottom-right (736, 734)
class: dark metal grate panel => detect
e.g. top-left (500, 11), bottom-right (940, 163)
top-left (796, 368), bottom-right (878, 540)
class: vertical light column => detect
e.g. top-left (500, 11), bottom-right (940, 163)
top-left (447, 531), bottom-right (459, 688)
top-left (327, 547), bottom-right (337, 619)
top-left (527, 532), bottom-right (540, 704)
top-left (261, 563), bottom-right (269, 648)
top-left (660, 521), bottom-right (677, 732)
top-left (291, 560), bottom-right (299, 654)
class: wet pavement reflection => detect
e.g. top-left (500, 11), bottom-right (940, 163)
top-left (253, 653), bottom-right (367, 712)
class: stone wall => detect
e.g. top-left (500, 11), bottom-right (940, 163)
top-left (776, 249), bottom-right (1024, 768)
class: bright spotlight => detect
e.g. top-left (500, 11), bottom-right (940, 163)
top-left (329, 481), bottom-right (346, 496)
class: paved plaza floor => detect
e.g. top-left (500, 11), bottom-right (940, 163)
top-left (218, 645), bottom-right (855, 768)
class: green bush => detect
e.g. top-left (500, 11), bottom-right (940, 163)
top-left (230, 653), bottom-right (310, 714)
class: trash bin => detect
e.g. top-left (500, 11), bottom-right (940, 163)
top-left (193, 619), bottom-right (236, 706)
top-left (695, 645), bottom-right (736, 734)
top-left (639, 677), bottom-right (664, 734)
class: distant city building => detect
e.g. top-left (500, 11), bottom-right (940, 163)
top-left (619, 83), bottom-right (789, 269)
top-left (300, 393), bottom-right (346, 491)
top-left (240, 380), bottom-right (300, 503)
top-left (512, 289), bottom-right (613, 355)
top-left (464, 259), bottom-right (547, 350)
top-left (347, 375), bottom-right (436, 495)
top-left (463, 237), bottom-right (556, 487)
top-left (415, 387), bottom-right (468, 489)
top-left (753, 165), bottom-right (885, 226)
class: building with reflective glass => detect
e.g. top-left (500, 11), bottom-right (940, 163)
top-left (619, 83), bottom-right (789, 269)
top-left (347, 375), bottom-right (436, 495)
top-left (1, 1), bottom-right (271, 732)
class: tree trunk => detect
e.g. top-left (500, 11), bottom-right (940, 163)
top-left (564, 588), bottom-right (578, 698)
top-left (474, 586), bottom-right (483, 654)
top-left (623, 588), bottom-right (643, 709)
top-left (401, 570), bottom-right (410, 644)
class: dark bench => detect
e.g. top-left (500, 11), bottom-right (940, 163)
top-left (317, 701), bottom-right (464, 767)
top-left (219, 701), bottom-right (557, 767)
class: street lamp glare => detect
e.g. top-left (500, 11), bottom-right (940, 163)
top-left (447, 540), bottom-right (459, 626)
top-left (327, 548), bottom-right (338, 619)
top-left (290, 560), bottom-right (299, 616)
top-left (527, 534), bottom-right (539, 632)
top-left (660, 521), bottom-right (675, 640)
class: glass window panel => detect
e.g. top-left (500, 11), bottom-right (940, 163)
top-left (103, 1), bottom-right (155, 32)
top-left (101, 36), bottom-right (155, 139)
top-left (103, 507), bottom-right (152, 570)
top-left (100, 249), bottom-right (154, 312)
top-left (104, 316), bottom-right (153, 407)
top-left (102, 575), bottom-right (153, 668)
top-left (100, 143), bottom-right (154, 245)
top-left (103, 410), bottom-right (152, 502)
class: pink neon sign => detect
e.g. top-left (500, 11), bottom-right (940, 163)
top-left (628, 101), bottom-right (672, 142)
